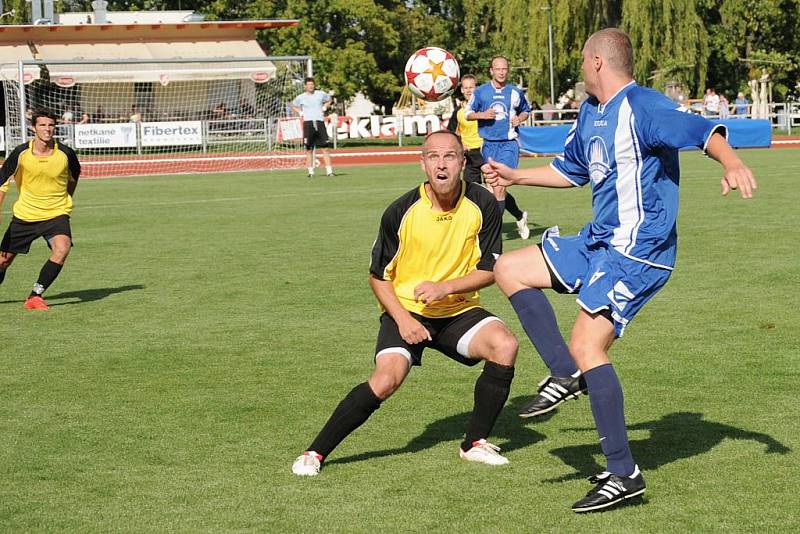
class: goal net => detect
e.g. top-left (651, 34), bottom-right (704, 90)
top-left (0, 56), bottom-right (310, 178)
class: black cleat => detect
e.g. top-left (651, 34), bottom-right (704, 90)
top-left (572, 467), bottom-right (646, 513)
top-left (518, 374), bottom-right (587, 418)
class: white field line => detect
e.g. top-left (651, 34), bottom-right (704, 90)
top-left (80, 150), bottom-right (423, 166)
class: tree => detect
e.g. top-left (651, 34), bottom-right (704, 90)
top-left (622, 0), bottom-right (708, 97)
top-left (699, 0), bottom-right (799, 101)
top-left (245, 1), bottom-right (462, 111)
top-left (498, 1), bottom-right (622, 105)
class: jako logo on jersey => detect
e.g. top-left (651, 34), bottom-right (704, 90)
top-left (436, 215), bottom-right (453, 222)
top-left (587, 136), bottom-right (610, 185)
top-left (607, 281), bottom-right (635, 311)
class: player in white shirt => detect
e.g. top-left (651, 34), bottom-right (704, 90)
top-left (292, 77), bottom-right (335, 177)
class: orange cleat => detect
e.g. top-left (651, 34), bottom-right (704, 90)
top-left (24, 295), bottom-right (49, 311)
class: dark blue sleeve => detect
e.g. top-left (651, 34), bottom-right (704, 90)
top-left (465, 89), bottom-right (485, 114)
top-left (517, 88), bottom-right (531, 114)
top-left (635, 95), bottom-right (727, 152)
top-left (550, 119), bottom-right (589, 186)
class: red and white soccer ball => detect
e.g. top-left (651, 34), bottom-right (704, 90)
top-left (404, 47), bottom-right (460, 102)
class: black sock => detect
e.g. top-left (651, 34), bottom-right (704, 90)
top-left (497, 200), bottom-right (505, 214)
top-left (30, 260), bottom-right (63, 297)
top-left (308, 382), bottom-right (381, 459)
top-left (509, 288), bottom-right (578, 376)
top-left (504, 193), bottom-right (524, 220)
top-left (0, 268), bottom-right (5, 285)
top-left (462, 362), bottom-right (515, 451)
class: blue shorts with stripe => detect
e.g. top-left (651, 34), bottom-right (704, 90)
top-left (481, 140), bottom-right (519, 169)
top-left (540, 226), bottom-right (671, 337)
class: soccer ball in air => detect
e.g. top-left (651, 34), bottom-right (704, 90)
top-left (404, 47), bottom-right (460, 102)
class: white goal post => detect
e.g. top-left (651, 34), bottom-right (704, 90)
top-left (1, 56), bottom-right (312, 177)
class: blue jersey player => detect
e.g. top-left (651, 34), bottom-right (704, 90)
top-left (466, 57), bottom-right (532, 239)
top-left (484, 28), bottom-right (757, 513)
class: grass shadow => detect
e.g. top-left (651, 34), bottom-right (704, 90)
top-left (47, 284), bottom-right (146, 306)
top-left (545, 411), bottom-right (791, 482)
top-left (1, 284), bottom-right (145, 306)
top-left (327, 395), bottom-right (546, 466)
top-left (501, 220), bottom-right (548, 241)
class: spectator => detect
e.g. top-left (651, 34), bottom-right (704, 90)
top-left (541, 97), bottom-right (556, 122)
top-left (734, 92), bottom-right (749, 118)
top-left (703, 88), bottom-right (720, 117)
top-left (212, 102), bottom-right (228, 120)
top-left (129, 105), bottom-right (142, 123)
top-left (719, 93), bottom-right (730, 119)
top-left (61, 108), bottom-right (74, 124)
top-left (238, 98), bottom-right (255, 118)
top-left (78, 112), bottom-right (90, 124)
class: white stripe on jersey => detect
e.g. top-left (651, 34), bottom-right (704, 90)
top-left (611, 98), bottom-right (645, 255)
top-left (508, 90), bottom-right (521, 139)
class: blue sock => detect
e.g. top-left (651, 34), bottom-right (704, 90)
top-left (509, 288), bottom-right (577, 377)
top-left (584, 364), bottom-right (635, 476)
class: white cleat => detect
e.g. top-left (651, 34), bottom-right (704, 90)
top-left (292, 451), bottom-right (322, 476)
top-left (516, 211), bottom-right (530, 240)
top-left (459, 439), bottom-right (509, 466)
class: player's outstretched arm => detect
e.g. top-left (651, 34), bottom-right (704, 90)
top-left (705, 133), bottom-right (757, 198)
top-left (413, 269), bottom-right (494, 306)
top-left (369, 275), bottom-right (431, 344)
top-left (482, 158), bottom-right (573, 189)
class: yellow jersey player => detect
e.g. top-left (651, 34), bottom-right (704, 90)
top-left (448, 74), bottom-right (484, 184)
top-left (0, 109), bottom-right (81, 310)
top-left (291, 131), bottom-right (519, 476)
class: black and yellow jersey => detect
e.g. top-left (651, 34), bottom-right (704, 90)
top-left (0, 141), bottom-right (81, 222)
top-left (456, 106), bottom-right (483, 150)
top-left (370, 181), bottom-right (502, 318)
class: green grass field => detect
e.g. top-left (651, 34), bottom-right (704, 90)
top-left (1, 149), bottom-right (798, 532)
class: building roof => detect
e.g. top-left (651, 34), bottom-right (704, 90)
top-left (0, 20), bottom-right (300, 85)
top-left (0, 20), bottom-right (298, 44)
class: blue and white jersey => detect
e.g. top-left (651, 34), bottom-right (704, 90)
top-left (466, 82), bottom-right (531, 141)
top-left (292, 90), bottom-right (331, 122)
top-left (551, 82), bottom-right (726, 269)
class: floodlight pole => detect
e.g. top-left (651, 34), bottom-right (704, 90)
top-left (542, 3), bottom-right (555, 105)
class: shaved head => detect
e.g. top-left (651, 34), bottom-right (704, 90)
top-left (584, 28), bottom-right (633, 77)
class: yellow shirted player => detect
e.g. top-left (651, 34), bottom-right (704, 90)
top-left (291, 131), bottom-right (520, 476)
top-left (448, 74), bottom-right (484, 184)
top-left (0, 109), bottom-right (81, 310)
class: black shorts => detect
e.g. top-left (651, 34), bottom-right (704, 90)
top-left (374, 307), bottom-right (502, 367)
top-left (464, 149), bottom-right (484, 184)
top-left (303, 120), bottom-right (330, 150)
top-left (1, 215), bottom-right (72, 254)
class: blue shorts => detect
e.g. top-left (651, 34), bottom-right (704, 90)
top-left (540, 227), bottom-right (672, 337)
top-left (481, 140), bottom-right (519, 169)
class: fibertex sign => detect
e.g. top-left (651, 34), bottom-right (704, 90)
top-left (74, 121), bottom-right (203, 149)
